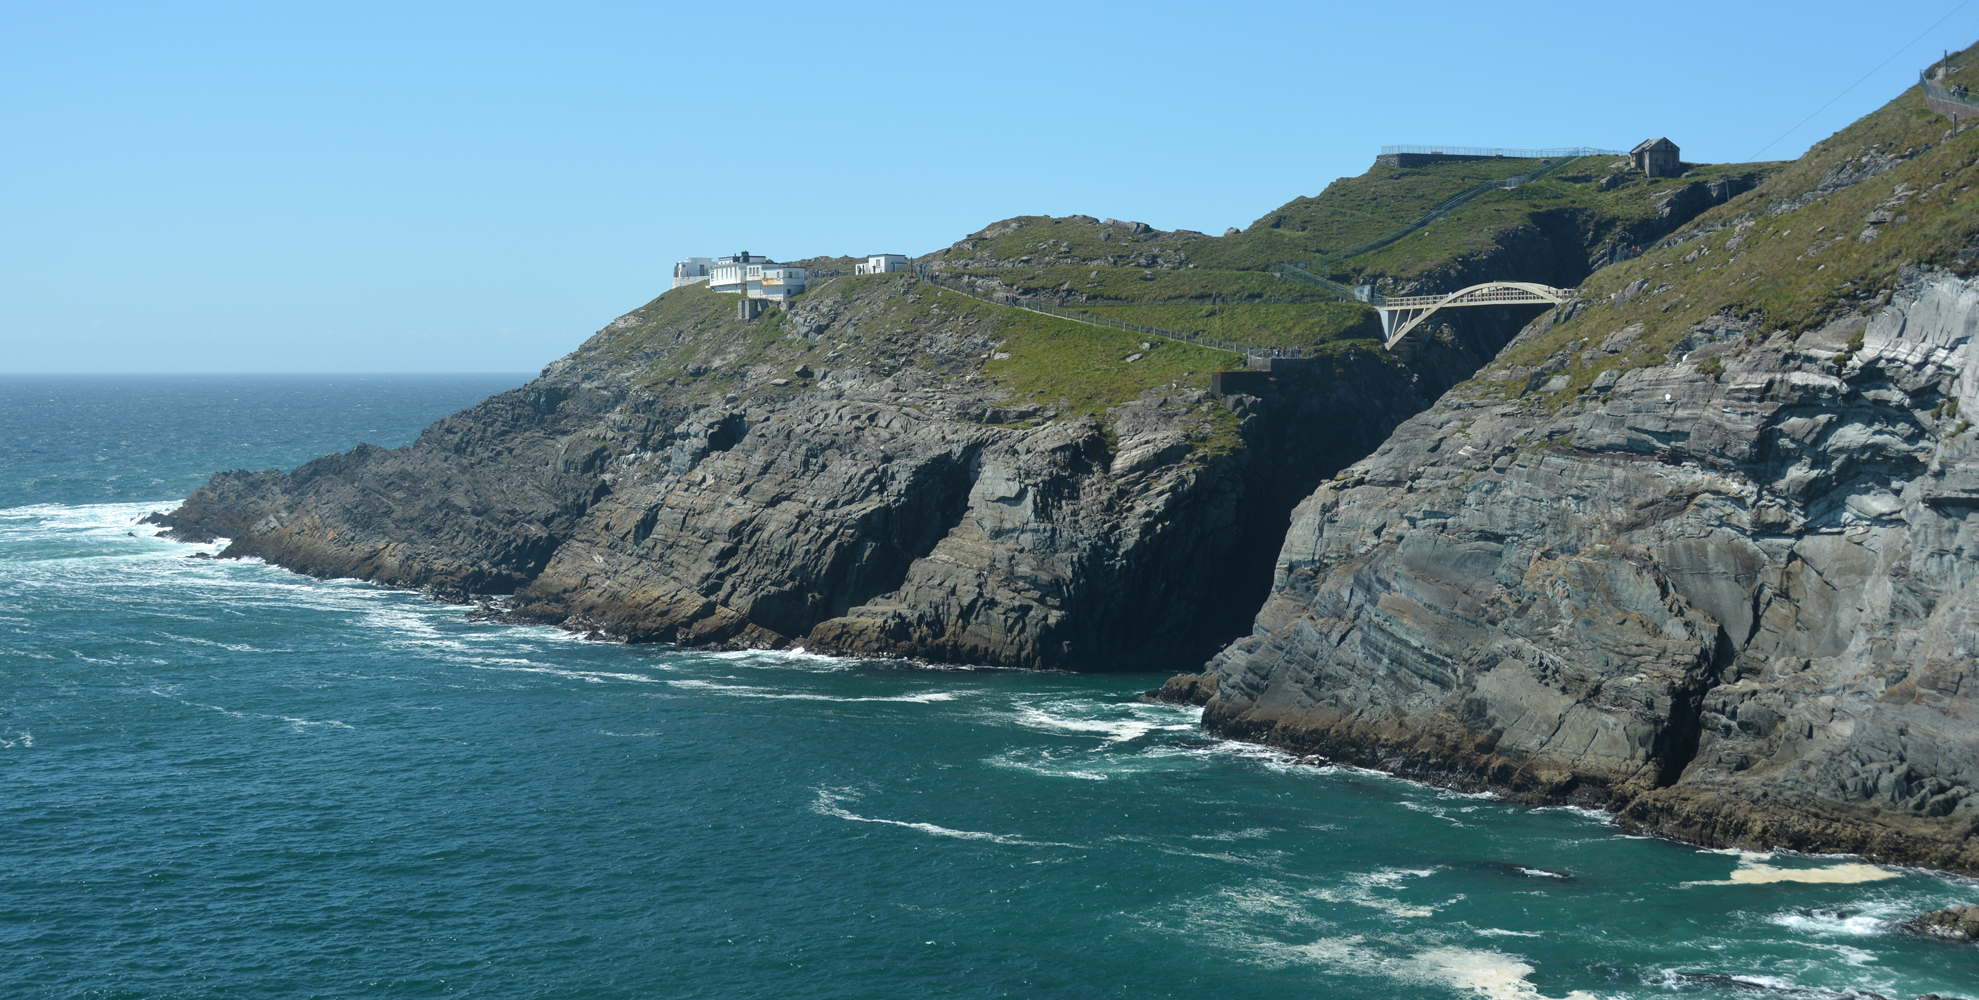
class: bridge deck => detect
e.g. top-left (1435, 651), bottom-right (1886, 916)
top-left (1375, 281), bottom-right (1572, 348)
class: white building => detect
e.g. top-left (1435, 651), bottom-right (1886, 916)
top-left (855, 254), bottom-right (910, 275)
top-left (671, 257), bottom-right (714, 288)
top-left (683, 251), bottom-right (808, 302)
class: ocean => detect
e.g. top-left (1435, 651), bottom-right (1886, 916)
top-left (2, 374), bottom-right (1976, 999)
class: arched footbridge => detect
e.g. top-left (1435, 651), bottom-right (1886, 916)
top-left (1375, 282), bottom-right (1572, 349)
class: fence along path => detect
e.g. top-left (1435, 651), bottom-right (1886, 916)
top-left (915, 272), bottom-right (1311, 360)
top-left (905, 150), bottom-right (1617, 359)
top-left (1269, 151), bottom-right (1613, 304)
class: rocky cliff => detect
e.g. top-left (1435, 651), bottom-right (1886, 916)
top-left (159, 143), bottom-right (1745, 673)
top-left (156, 271), bottom-right (1442, 671)
top-left (1198, 82), bottom-right (1979, 871)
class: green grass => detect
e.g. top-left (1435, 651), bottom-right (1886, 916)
top-left (935, 214), bottom-right (1201, 268)
top-left (953, 264), bottom-right (1346, 303)
top-left (1078, 301), bottom-right (1381, 348)
top-left (978, 302), bottom-right (1238, 418)
top-left (1480, 79), bottom-right (1979, 407)
top-left (1334, 161), bottom-right (1770, 280)
top-left (1187, 155), bottom-right (1783, 282)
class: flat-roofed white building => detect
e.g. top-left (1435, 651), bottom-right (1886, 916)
top-left (855, 254), bottom-right (910, 275)
top-left (701, 252), bottom-right (808, 302)
top-left (672, 257), bottom-right (715, 288)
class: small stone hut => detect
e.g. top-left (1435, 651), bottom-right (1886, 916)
top-left (1630, 137), bottom-right (1681, 178)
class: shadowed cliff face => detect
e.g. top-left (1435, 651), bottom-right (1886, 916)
top-left (1203, 268), bottom-right (1979, 871)
top-left (157, 275), bottom-right (1438, 672)
top-left (152, 145), bottom-right (1760, 673)
top-left (1188, 72), bottom-right (1979, 870)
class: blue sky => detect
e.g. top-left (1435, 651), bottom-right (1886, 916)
top-left (4, 0), bottom-right (1975, 373)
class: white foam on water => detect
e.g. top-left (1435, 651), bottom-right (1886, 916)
top-left (0, 731), bottom-right (33, 749)
top-left (1191, 827), bottom-right (1279, 843)
top-left (1154, 885), bottom-right (1601, 999)
top-left (1005, 699), bottom-right (1201, 743)
top-left (985, 750), bottom-right (1112, 781)
top-left (278, 716), bottom-right (355, 731)
top-left (467, 660), bottom-right (665, 685)
top-left (1685, 852), bottom-right (1898, 886)
top-left (1399, 799), bottom-right (1470, 827)
top-left (1516, 868), bottom-right (1569, 879)
top-left (157, 632), bottom-right (289, 654)
top-left (810, 788), bottom-right (1078, 847)
top-left (1658, 970), bottom-right (1897, 998)
top-left (1472, 928), bottom-right (1544, 938)
top-left (149, 689), bottom-right (353, 731)
top-left (1311, 867), bottom-right (1449, 919)
top-left (1407, 946), bottom-right (1599, 1000)
top-left (1767, 909), bottom-right (1894, 937)
top-left (1528, 803), bottom-right (1618, 826)
top-left (1101, 833), bottom-right (1291, 867)
top-left (702, 646), bottom-right (856, 672)
top-left (665, 677), bottom-right (966, 703)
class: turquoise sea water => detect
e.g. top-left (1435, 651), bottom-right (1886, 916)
top-left (3, 374), bottom-right (1977, 1000)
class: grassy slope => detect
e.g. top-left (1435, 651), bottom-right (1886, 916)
top-left (1195, 157), bottom-right (1559, 270)
top-left (595, 138), bottom-right (1787, 435)
top-left (1193, 156), bottom-right (1774, 279)
top-left (1486, 80), bottom-right (1979, 404)
top-left (583, 278), bottom-right (1246, 422)
top-left (1080, 302), bottom-right (1383, 348)
top-left (1341, 161), bottom-right (1763, 280)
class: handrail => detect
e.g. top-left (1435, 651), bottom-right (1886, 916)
top-left (1921, 51), bottom-right (1979, 115)
top-left (1923, 77), bottom-right (1979, 113)
top-left (916, 272), bottom-right (1322, 359)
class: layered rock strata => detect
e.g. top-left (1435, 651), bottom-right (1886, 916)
top-left (156, 276), bottom-right (1435, 672)
top-left (1202, 269), bottom-right (1979, 871)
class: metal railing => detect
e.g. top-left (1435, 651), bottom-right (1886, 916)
top-left (1923, 78), bottom-right (1979, 115)
top-left (915, 272), bottom-right (1320, 359)
top-left (1380, 145), bottom-right (1627, 158)
top-left (1922, 50), bottom-right (1979, 116)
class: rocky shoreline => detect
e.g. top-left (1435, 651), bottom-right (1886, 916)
top-left (1190, 266), bottom-right (1979, 875)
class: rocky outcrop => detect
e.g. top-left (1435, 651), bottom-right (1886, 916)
top-left (1142, 672), bottom-right (1218, 705)
top-left (158, 275), bottom-right (1445, 672)
top-left (1907, 905), bottom-right (1979, 942)
top-left (1199, 267), bottom-right (1979, 870)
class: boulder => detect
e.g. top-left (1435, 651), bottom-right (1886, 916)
top-left (1907, 905), bottom-right (1979, 942)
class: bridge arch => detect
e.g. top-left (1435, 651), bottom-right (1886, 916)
top-left (1377, 282), bottom-right (1572, 349)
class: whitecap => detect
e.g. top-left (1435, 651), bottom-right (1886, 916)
top-left (1005, 699), bottom-right (1201, 743)
top-left (1310, 866), bottom-right (1448, 919)
top-left (810, 788), bottom-right (1077, 847)
top-left (1767, 908), bottom-right (1894, 937)
top-left (1191, 827), bottom-right (1280, 843)
top-left (149, 690), bottom-right (353, 731)
top-left (665, 678), bottom-right (966, 703)
top-left (468, 660), bottom-right (664, 685)
top-left (277, 716), bottom-right (354, 731)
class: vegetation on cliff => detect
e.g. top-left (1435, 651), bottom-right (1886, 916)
top-left (1195, 57), bottom-right (1979, 873)
top-left (1496, 78), bottom-right (1979, 405)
